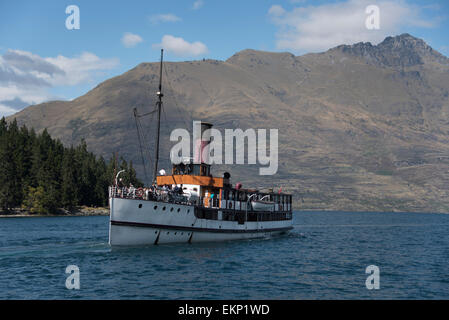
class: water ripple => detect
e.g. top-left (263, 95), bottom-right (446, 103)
top-left (0, 212), bottom-right (449, 299)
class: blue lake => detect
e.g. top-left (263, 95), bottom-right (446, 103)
top-left (0, 211), bottom-right (448, 299)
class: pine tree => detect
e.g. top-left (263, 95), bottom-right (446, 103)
top-left (0, 117), bottom-right (7, 136)
top-left (93, 156), bottom-right (109, 206)
top-left (17, 125), bottom-right (34, 200)
top-left (61, 147), bottom-right (78, 209)
top-left (106, 153), bottom-right (118, 186)
top-left (0, 119), bottom-right (22, 210)
top-left (128, 160), bottom-right (143, 187)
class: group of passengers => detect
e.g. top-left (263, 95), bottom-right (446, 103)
top-left (115, 181), bottom-right (185, 201)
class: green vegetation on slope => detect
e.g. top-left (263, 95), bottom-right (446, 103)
top-left (0, 117), bottom-right (142, 214)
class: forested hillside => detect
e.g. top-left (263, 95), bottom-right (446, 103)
top-left (0, 117), bottom-right (141, 214)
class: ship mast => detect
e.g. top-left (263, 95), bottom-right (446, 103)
top-left (153, 49), bottom-right (164, 184)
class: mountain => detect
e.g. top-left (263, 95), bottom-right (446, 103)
top-left (8, 34), bottom-right (449, 212)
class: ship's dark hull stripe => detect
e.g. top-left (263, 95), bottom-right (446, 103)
top-left (110, 220), bottom-right (293, 234)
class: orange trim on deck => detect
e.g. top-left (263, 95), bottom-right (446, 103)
top-left (157, 175), bottom-right (224, 188)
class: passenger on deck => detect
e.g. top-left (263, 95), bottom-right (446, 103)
top-left (145, 188), bottom-right (150, 200)
top-left (129, 184), bottom-right (135, 197)
top-left (179, 163), bottom-right (185, 175)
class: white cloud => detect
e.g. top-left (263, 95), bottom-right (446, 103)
top-left (121, 32), bottom-right (143, 48)
top-left (268, 5), bottom-right (285, 16)
top-left (193, 0), bottom-right (204, 10)
top-left (149, 13), bottom-right (181, 24)
top-left (0, 85), bottom-right (52, 104)
top-left (0, 83), bottom-right (55, 118)
top-left (0, 103), bottom-right (20, 117)
top-left (268, 0), bottom-right (439, 53)
top-left (0, 49), bottom-right (119, 117)
top-left (153, 35), bottom-right (208, 57)
top-left (45, 52), bottom-right (119, 86)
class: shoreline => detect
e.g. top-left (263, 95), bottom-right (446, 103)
top-left (2, 206), bottom-right (447, 218)
top-left (0, 206), bottom-right (109, 218)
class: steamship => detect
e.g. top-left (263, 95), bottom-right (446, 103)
top-left (108, 50), bottom-right (293, 246)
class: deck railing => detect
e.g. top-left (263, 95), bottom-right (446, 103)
top-left (109, 186), bottom-right (291, 215)
top-left (109, 186), bottom-right (201, 205)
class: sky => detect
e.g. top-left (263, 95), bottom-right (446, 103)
top-left (0, 0), bottom-right (448, 117)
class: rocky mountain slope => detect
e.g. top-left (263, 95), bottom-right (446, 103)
top-left (8, 34), bottom-right (449, 212)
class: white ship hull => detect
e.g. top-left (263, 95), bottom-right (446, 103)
top-left (109, 197), bottom-right (293, 246)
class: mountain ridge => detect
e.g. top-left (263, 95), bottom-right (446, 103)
top-left (7, 34), bottom-right (449, 212)
top-left (330, 33), bottom-right (449, 68)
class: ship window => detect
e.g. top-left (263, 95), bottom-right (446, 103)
top-left (170, 207), bottom-right (174, 212)
top-left (154, 205), bottom-right (158, 210)
top-left (193, 188), bottom-right (198, 192)
top-left (163, 207), bottom-right (166, 211)
top-left (177, 208), bottom-right (180, 212)
top-left (138, 204), bottom-right (142, 208)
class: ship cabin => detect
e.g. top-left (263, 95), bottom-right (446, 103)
top-left (156, 160), bottom-right (293, 217)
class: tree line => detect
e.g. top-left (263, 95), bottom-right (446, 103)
top-left (0, 117), bottom-right (142, 214)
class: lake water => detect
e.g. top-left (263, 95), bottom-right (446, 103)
top-left (0, 211), bottom-right (448, 299)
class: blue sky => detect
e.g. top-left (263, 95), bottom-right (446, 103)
top-left (0, 0), bottom-right (448, 117)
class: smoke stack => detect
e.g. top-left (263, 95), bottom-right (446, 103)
top-left (193, 121), bottom-right (213, 164)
